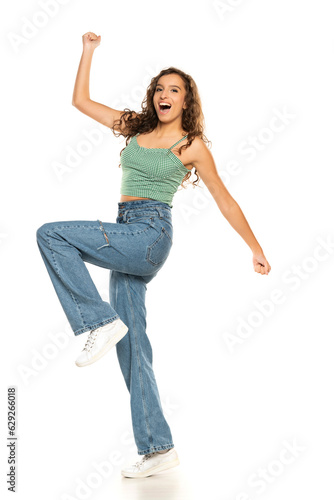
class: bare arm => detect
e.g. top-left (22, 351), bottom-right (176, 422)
top-left (191, 139), bottom-right (271, 275)
top-left (72, 32), bottom-right (133, 133)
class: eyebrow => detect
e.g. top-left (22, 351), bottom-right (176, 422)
top-left (156, 84), bottom-right (182, 90)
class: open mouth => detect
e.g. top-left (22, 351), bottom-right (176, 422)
top-left (159, 103), bottom-right (172, 114)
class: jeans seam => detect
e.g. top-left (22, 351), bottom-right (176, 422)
top-left (46, 231), bottom-right (87, 330)
top-left (107, 225), bottom-right (153, 235)
top-left (146, 227), bottom-right (173, 266)
top-left (48, 224), bottom-right (140, 236)
top-left (125, 274), bottom-right (153, 447)
top-left (162, 226), bottom-right (172, 243)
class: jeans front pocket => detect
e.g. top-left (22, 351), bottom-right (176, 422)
top-left (146, 226), bottom-right (173, 266)
top-left (126, 216), bottom-right (154, 225)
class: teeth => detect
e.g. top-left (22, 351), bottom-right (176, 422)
top-left (160, 103), bottom-right (171, 108)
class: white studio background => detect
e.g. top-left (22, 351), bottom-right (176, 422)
top-left (1, 0), bottom-right (334, 499)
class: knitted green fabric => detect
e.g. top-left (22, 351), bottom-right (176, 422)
top-left (120, 133), bottom-right (189, 208)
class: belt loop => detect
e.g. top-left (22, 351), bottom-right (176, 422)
top-left (123, 209), bottom-right (129, 222)
top-left (156, 207), bottom-right (163, 219)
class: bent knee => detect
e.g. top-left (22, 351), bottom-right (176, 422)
top-left (36, 222), bottom-right (55, 242)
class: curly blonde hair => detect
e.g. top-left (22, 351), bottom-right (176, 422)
top-left (112, 66), bottom-right (211, 188)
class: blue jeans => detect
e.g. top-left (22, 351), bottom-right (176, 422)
top-left (36, 199), bottom-right (174, 455)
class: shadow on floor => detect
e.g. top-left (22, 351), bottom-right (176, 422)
top-left (113, 465), bottom-right (195, 500)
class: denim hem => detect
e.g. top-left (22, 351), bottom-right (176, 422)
top-left (137, 444), bottom-right (175, 456)
top-left (73, 315), bottom-right (120, 336)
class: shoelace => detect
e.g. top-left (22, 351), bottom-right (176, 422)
top-left (82, 329), bottom-right (100, 352)
top-left (135, 453), bottom-right (155, 468)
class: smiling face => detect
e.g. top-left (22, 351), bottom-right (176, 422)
top-left (153, 73), bottom-right (187, 122)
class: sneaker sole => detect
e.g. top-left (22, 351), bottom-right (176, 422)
top-left (75, 324), bottom-right (128, 367)
top-left (121, 456), bottom-right (180, 478)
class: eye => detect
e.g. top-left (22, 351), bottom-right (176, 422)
top-left (156, 88), bottom-right (179, 92)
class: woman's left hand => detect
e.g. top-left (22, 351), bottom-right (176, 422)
top-left (252, 251), bottom-right (271, 275)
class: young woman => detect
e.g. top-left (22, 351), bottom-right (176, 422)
top-left (36, 32), bottom-right (271, 478)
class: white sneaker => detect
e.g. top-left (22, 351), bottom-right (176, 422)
top-left (121, 448), bottom-right (180, 478)
top-left (75, 319), bottom-right (128, 367)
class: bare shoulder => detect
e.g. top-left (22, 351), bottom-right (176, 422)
top-left (173, 135), bottom-right (210, 171)
top-left (189, 135), bottom-right (207, 152)
top-left (187, 136), bottom-right (212, 166)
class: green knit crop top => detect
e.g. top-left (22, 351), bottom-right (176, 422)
top-left (120, 133), bottom-right (190, 208)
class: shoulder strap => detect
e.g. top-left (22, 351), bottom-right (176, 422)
top-left (168, 135), bottom-right (188, 150)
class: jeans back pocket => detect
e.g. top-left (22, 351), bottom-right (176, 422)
top-left (146, 226), bottom-right (173, 266)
